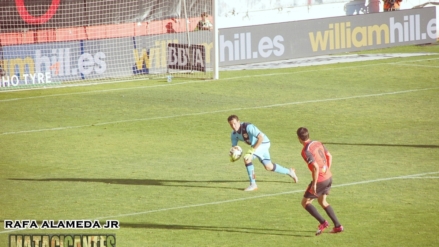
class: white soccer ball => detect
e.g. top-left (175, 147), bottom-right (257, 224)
top-left (229, 146), bottom-right (243, 161)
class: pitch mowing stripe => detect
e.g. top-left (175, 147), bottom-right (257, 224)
top-left (95, 171), bottom-right (438, 220)
top-left (0, 56), bottom-right (438, 102)
top-left (1, 87), bottom-right (439, 136)
top-left (0, 171), bottom-right (437, 234)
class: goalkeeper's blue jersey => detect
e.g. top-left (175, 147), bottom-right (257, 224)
top-left (230, 122), bottom-right (270, 147)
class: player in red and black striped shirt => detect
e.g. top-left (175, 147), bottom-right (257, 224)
top-left (297, 127), bottom-right (343, 236)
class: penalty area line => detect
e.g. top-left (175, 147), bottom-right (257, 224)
top-left (91, 171), bottom-right (439, 220)
top-left (2, 87), bottom-right (439, 136)
top-left (0, 171), bottom-right (437, 234)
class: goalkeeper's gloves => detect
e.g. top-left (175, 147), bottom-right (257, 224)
top-left (230, 156), bottom-right (237, 162)
top-left (243, 148), bottom-right (255, 161)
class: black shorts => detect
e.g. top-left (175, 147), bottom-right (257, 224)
top-left (304, 177), bottom-right (332, 199)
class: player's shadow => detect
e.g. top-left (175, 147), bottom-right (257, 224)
top-left (120, 222), bottom-right (313, 237)
top-left (324, 142), bottom-right (439, 149)
top-left (8, 178), bottom-right (288, 191)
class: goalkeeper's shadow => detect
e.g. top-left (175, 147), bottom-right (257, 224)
top-left (8, 177), bottom-right (291, 190)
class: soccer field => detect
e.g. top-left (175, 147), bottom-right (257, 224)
top-left (1, 44), bottom-right (439, 247)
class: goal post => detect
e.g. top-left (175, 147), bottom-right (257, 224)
top-left (0, 0), bottom-right (218, 91)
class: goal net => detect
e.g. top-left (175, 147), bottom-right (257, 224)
top-left (0, 0), bottom-right (217, 91)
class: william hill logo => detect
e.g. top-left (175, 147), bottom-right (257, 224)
top-left (309, 14), bottom-right (437, 51)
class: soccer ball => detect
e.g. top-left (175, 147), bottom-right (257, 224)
top-left (229, 146), bottom-right (243, 161)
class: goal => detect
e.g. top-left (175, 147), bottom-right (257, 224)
top-left (0, 0), bottom-right (218, 90)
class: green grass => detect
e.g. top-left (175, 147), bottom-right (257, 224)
top-left (1, 44), bottom-right (439, 247)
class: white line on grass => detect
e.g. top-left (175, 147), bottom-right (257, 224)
top-left (95, 171), bottom-right (438, 220)
top-left (1, 56), bottom-right (438, 102)
top-left (395, 63), bottom-right (439, 68)
top-left (2, 87), bottom-right (438, 136)
top-left (0, 171), bottom-right (437, 234)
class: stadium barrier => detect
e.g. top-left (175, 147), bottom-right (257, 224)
top-left (218, 7), bottom-right (437, 66)
top-left (1, 6), bottom-right (435, 89)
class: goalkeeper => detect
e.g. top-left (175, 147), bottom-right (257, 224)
top-left (227, 115), bottom-right (298, 191)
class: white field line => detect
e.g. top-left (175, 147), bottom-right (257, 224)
top-left (394, 63), bottom-right (439, 68)
top-left (2, 87), bottom-right (439, 136)
top-left (0, 171), bottom-right (437, 234)
top-left (1, 56), bottom-right (438, 102)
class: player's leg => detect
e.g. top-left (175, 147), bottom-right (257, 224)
top-left (318, 194), bottom-right (343, 233)
top-left (302, 197), bottom-right (324, 221)
top-left (255, 143), bottom-right (298, 182)
top-left (302, 197), bottom-right (329, 236)
top-left (263, 161), bottom-right (298, 182)
top-left (243, 155), bottom-right (257, 191)
top-left (263, 161), bottom-right (288, 173)
top-left (303, 182), bottom-right (329, 235)
top-left (317, 179), bottom-right (343, 233)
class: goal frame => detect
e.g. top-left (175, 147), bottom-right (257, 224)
top-left (0, 0), bottom-right (219, 91)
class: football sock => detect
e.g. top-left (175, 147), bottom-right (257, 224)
top-left (271, 163), bottom-right (290, 175)
top-left (305, 204), bottom-right (325, 223)
top-left (245, 163), bottom-right (256, 184)
top-left (324, 205), bottom-right (341, 227)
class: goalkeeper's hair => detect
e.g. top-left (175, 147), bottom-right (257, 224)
top-left (297, 127), bottom-right (310, 141)
top-left (227, 115), bottom-right (239, 122)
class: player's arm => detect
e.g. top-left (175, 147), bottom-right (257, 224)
top-left (310, 162), bottom-right (319, 194)
top-left (325, 150), bottom-right (332, 171)
top-left (230, 133), bottom-right (238, 147)
top-left (252, 133), bottom-right (264, 150)
top-left (246, 124), bottom-right (263, 152)
top-left (244, 133), bottom-right (263, 161)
